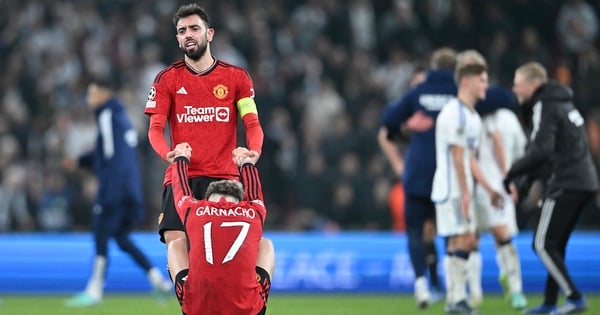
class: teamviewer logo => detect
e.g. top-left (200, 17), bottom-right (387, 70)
top-left (216, 107), bottom-right (230, 122)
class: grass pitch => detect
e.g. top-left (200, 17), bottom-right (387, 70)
top-left (1, 293), bottom-right (599, 315)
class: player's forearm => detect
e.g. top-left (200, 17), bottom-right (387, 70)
top-left (242, 113), bottom-right (264, 155)
top-left (172, 157), bottom-right (193, 217)
top-left (377, 128), bottom-right (403, 176)
top-left (491, 131), bottom-right (508, 174)
top-left (148, 114), bottom-right (171, 160)
top-left (240, 163), bottom-right (263, 201)
top-left (471, 156), bottom-right (494, 195)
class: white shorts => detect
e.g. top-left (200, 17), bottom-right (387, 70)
top-left (435, 197), bottom-right (476, 237)
top-left (473, 189), bottom-right (519, 236)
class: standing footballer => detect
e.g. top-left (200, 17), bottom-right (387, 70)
top-left (144, 4), bottom-right (264, 283)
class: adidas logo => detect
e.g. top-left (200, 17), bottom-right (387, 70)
top-left (176, 87), bottom-right (188, 94)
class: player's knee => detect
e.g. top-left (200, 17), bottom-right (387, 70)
top-left (259, 238), bottom-right (275, 256)
top-left (257, 238), bottom-right (275, 277)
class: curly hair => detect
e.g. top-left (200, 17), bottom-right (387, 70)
top-left (205, 180), bottom-right (244, 202)
top-left (172, 3), bottom-right (211, 27)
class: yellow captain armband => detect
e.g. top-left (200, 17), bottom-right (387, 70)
top-left (237, 97), bottom-right (258, 117)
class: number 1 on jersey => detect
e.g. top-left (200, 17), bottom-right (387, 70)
top-left (203, 221), bottom-right (250, 265)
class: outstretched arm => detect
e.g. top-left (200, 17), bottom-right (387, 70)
top-left (148, 114), bottom-right (172, 162)
top-left (377, 127), bottom-right (404, 177)
top-left (171, 142), bottom-right (193, 219)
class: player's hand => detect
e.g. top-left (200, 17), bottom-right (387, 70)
top-left (248, 150), bottom-right (260, 164)
top-left (489, 190), bottom-right (504, 209)
top-left (170, 142), bottom-right (191, 162)
top-left (404, 110), bottom-right (434, 132)
top-left (232, 147), bottom-right (254, 166)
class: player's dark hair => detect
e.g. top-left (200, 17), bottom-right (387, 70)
top-left (205, 180), bottom-right (244, 202)
top-left (455, 63), bottom-right (487, 84)
top-left (88, 73), bottom-right (117, 91)
top-left (173, 3), bottom-right (211, 27)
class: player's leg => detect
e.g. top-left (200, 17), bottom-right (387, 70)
top-left (444, 233), bottom-right (478, 314)
top-left (159, 184), bottom-right (189, 281)
top-left (404, 195), bottom-right (431, 308)
top-left (65, 205), bottom-right (111, 307)
top-left (165, 177), bottom-right (220, 307)
top-left (466, 233), bottom-right (483, 307)
top-left (256, 238), bottom-right (275, 315)
top-left (490, 224), bottom-right (527, 309)
top-left (436, 199), bottom-right (477, 313)
top-left (532, 191), bottom-right (591, 315)
top-left (422, 204), bottom-right (442, 293)
top-left (113, 209), bottom-right (172, 296)
top-left (467, 191), bottom-right (489, 307)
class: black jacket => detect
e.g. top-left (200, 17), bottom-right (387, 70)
top-left (507, 81), bottom-right (598, 193)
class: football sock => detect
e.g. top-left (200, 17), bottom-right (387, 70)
top-left (85, 255), bottom-right (107, 300)
top-left (443, 254), bottom-right (451, 302)
top-left (448, 253), bottom-right (468, 304)
top-left (466, 250), bottom-right (482, 298)
top-left (497, 242), bottom-right (522, 293)
top-left (148, 267), bottom-right (169, 289)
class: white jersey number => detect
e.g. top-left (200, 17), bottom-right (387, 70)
top-left (203, 221), bottom-right (250, 265)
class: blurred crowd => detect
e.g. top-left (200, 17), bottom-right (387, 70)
top-left (1, 0), bottom-right (600, 232)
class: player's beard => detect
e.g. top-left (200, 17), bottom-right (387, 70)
top-left (182, 40), bottom-right (208, 61)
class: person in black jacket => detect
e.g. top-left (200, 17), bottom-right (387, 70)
top-left (505, 62), bottom-right (598, 315)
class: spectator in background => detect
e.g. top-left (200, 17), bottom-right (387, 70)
top-left (557, 0), bottom-right (598, 69)
top-left (64, 77), bottom-right (172, 307)
top-left (36, 169), bottom-right (72, 231)
top-left (378, 48), bottom-right (457, 308)
top-left (0, 164), bottom-right (34, 232)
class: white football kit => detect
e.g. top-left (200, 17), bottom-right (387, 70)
top-left (431, 98), bottom-right (482, 236)
top-left (473, 108), bottom-right (526, 235)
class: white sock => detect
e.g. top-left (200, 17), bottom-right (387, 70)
top-left (443, 255), bottom-right (451, 303)
top-left (448, 255), bottom-right (468, 304)
top-left (84, 256), bottom-right (106, 300)
top-left (495, 250), bottom-right (505, 277)
top-left (466, 251), bottom-right (482, 298)
top-left (497, 243), bottom-right (522, 293)
top-left (147, 267), bottom-right (171, 290)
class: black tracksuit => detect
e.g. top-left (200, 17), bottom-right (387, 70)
top-left (506, 81), bottom-right (598, 305)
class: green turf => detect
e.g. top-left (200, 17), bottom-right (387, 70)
top-left (1, 293), bottom-right (598, 315)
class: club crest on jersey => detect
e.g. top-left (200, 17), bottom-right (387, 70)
top-left (213, 84), bottom-right (228, 99)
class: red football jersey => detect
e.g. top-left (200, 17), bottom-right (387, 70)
top-left (145, 59), bottom-right (256, 185)
top-left (172, 158), bottom-right (267, 315)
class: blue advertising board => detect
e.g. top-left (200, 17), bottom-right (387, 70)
top-left (0, 232), bottom-right (598, 294)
